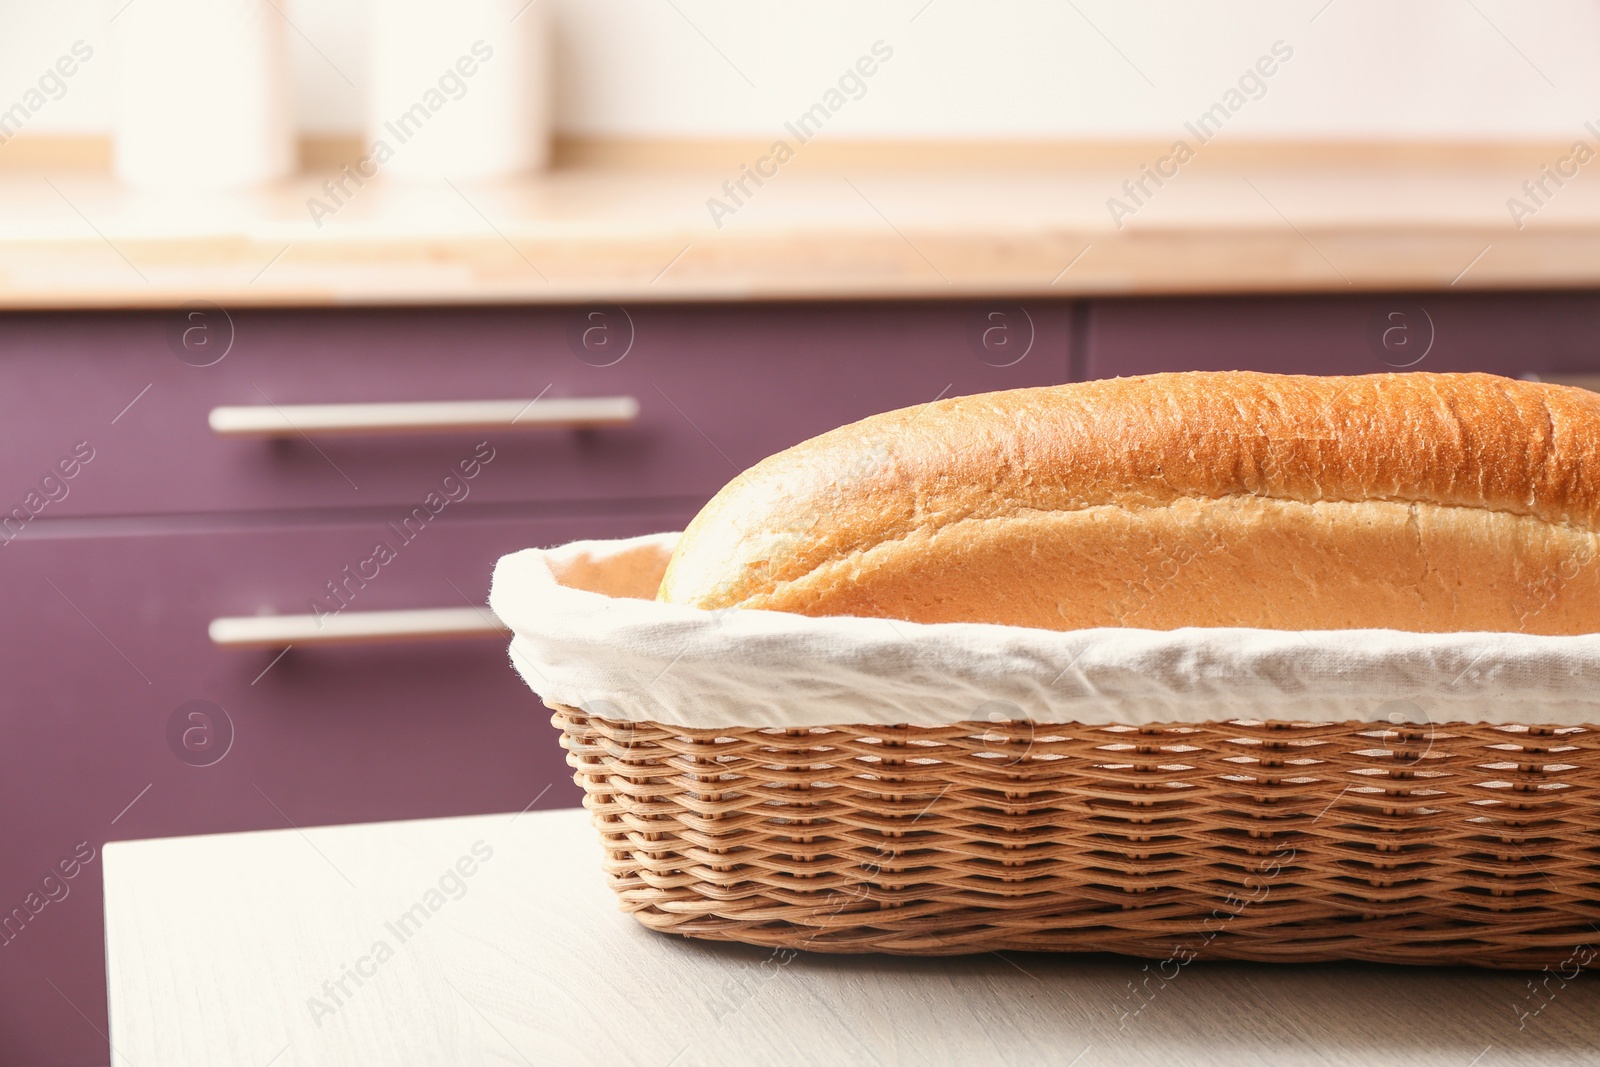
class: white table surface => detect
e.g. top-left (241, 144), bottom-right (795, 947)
top-left (104, 807), bottom-right (1600, 1067)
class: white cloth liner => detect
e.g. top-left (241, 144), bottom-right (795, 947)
top-left (488, 532), bottom-right (1600, 730)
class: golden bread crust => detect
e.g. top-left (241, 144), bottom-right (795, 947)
top-left (656, 371), bottom-right (1600, 633)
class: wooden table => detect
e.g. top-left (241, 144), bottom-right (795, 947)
top-left (104, 808), bottom-right (1600, 1066)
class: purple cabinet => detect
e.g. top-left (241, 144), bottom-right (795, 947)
top-left (2, 299), bottom-right (1070, 1066)
top-left (1082, 293), bottom-right (1600, 380)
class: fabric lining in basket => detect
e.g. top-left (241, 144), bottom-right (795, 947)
top-left (491, 532), bottom-right (1600, 730)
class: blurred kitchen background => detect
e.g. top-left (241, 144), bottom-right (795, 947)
top-left (5, 2), bottom-right (1600, 1064)
top-left (6, 1), bottom-right (1600, 148)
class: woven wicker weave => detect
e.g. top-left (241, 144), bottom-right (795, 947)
top-left (550, 703), bottom-right (1600, 968)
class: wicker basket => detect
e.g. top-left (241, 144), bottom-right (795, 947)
top-left (551, 703), bottom-right (1600, 968)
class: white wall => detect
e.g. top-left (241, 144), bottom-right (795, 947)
top-left (1, 0), bottom-right (1597, 141)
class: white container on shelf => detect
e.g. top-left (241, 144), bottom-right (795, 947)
top-left (366, 0), bottom-right (552, 181)
top-left (112, 0), bottom-right (295, 191)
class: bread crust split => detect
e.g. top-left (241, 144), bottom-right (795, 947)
top-left (657, 371), bottom-right (1600, 634)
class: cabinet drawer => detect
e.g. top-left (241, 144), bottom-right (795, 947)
top-left (1083, 292), bottom-right (1600, 380)
top-left (0, 508), bottom-right (687, 1064)
top-left (0, 301), bottom-right (1069, 521)
top-left (4, 511), bottom-right (682, 835)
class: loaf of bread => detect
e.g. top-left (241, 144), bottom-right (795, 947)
top-left (656, 371), bottom-right (1600, 634)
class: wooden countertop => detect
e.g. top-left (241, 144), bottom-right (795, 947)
top-left (6, 139), bottom-right (1600, 307)
top-left (103, 807), bottom-right (1600, 1066)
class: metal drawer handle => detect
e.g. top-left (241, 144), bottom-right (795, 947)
top-left (210, 606), bottom-right (507, 648)
top-left (208, 396), bottom-right (639, 438)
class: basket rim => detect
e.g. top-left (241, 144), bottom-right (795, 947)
top-left (491, 534), bottom-right (1600, 732)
